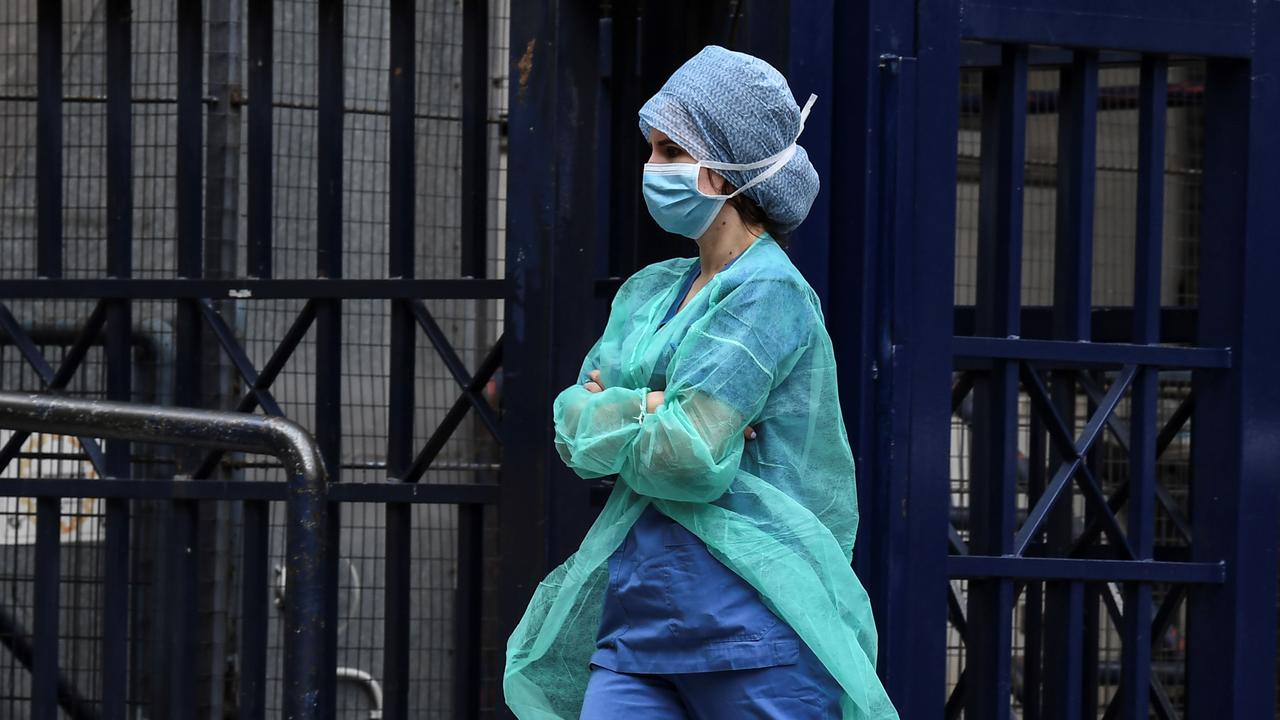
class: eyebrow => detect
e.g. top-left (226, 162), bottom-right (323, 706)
top-left (657, 139), bottom-right (682, 150)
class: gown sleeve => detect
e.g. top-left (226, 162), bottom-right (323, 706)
top-left (553, 274), bottom-right (814, 501)
top-left (551, 274), bottom-right (652, 479)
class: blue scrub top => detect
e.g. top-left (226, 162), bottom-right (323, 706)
top-left (591, 249), bottom-right (802, 674)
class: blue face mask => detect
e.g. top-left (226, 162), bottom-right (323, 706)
top-left (640, 94), bottom-right (819, 240)
top-left (641, 163), bottom-right (727, 239)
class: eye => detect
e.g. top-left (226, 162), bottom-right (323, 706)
top-left (663, 145), bottom-right (684, 159)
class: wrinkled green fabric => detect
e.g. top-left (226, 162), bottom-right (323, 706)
top-left (503, 236), bottom-right (898, 719)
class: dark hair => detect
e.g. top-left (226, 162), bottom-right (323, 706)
top-left (713, 174), bottom-right (791, 248)
top-left (730, 194), bottom-right (790, 248)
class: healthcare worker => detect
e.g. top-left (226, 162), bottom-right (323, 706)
top-left (504, 46), bottom-right (899, 719)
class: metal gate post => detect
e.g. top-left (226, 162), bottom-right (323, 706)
top-left (1187, 42), bottom-right (1280, 716)
top-left (788, 2), bottom-right (954, 715)
top-left (501, 0), bottom-right (602, 655)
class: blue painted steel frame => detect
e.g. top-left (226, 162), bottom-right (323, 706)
top-left (1187, 47), bottom-right (1280, 716)
top-left (786, 0), bottom-right (1279, 717)
top-left (788, 2), bottom-right (954, 716)
top-left (501, 0), bottom-right (602, 689)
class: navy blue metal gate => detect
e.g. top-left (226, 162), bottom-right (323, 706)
top-left (784, 1), bottom-right (1280, 717)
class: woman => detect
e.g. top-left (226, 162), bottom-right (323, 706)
top-left (504, 46), bottom-right (898, 719)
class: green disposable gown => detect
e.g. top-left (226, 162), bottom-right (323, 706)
top-left (503, 236), bottom-right (899, 719)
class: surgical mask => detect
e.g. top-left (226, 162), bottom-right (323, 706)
top-left (642, 94), bottom-right (817, 239)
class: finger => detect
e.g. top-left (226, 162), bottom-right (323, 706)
top-left (744, 425), bottom-right (758, 440)
top-left (584, 381), bottom-right (603, 393)
top-left (588, 369), bottom-right (605, 389)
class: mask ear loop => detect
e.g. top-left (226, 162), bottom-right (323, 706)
top-left (697, 93), bottom-right (819, 199)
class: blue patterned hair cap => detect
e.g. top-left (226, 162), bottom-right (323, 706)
top-left (639, 45), bottom-right (820, 234)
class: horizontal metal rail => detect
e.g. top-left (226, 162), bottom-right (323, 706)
top-left (0, 278), bottom-right (509, 299)
top-left (952, 335), bottom-right (1231, 368)
top-left (0, 476), bottom-right (499, 504)
top-left (948, 556), bottom-right (1225, 584)
top-left (0, 392), bottom-right (329, 719)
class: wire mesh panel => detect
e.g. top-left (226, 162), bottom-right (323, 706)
top-left (0, 0), bottom-right (512, 717)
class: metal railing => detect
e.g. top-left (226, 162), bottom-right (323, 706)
top-left (0, 391), bottom-right (329, 719)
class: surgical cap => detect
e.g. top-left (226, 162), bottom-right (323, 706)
top-left (638, 45), bottom-right (820, 235)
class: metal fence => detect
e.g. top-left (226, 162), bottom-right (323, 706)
top-left (0, 0), bottom-right (510, 717)
top-left (947, 54), bottom-right (1207, 716)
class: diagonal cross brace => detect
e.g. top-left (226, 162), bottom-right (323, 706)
top-left (1015, 364), bottom-right (1138, 557)
top-left (1097, 583), bottom-right (1186, 720)
top-left (1071, 389), bottom-right (1194, 550)
top-left (401, 334), bottom-right (503, 483)
top-left (406, 299), bottom-right (501, 440)
top-left (192, 300), bottom-right (317, 479)
top-left (0, 302), bottom-right (110, 476)
top-left (197, 299), bottom-right (285, 416)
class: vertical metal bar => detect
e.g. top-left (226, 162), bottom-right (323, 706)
top-left (454, 503), bottom-right (483, 718)
top-left (1043, 49), bottom-right (1097, 720)
top-left (607, 0), bottom-right (639, 277)
top-left (785, 0), bottom-right (836, 304)
top-left (32, 498), bottom-right (60, 720)
top-left (200, 3), bottom-right (244, 710)
top-left (1132, 56), bottom-right (1167, 348)
top-left (1081, 585), bottom-right (1100, 718)
top-left (1057, 581), bottom-right (1085, 719)
top-left (175, 0), bottom-right (204, 431)
top-left (177, 0), bottom-right (204, 282)
top-left (967, 44), bottom-right (1026, 720)
top-left (105, 0), bottom-right (133, 465)
top-left (383, 504), bottom-right (411, 720)
top-left (238, 500), bottom-right (269, 720)
top-left (168, 500), bottom-right (199, 718)
top-left (1188, 54), bottom-right (1280, 719)
top-left (282, 473), bottom-right (332, 720)
top-left (104, 3), bottom-right (133, 715)
top-left (1023, 413), bottom-right (1046, 720)
top-left (106, 0), bottom-right (133, 283)
top-left (541, 1), bottom-right (601, 568)
top-left (316, 0), bottom-right (344, 714)
top-left (1119, 53), bottom-right (1167, 720)
top-left (36, 0), bottom-right (62, 277)
top-left (317, 0), bottom-right (343, 284)
top-left (500, 2), bottom-right (600, 703)
top-left (460, 0), bottom-right (490, 278)
top-left (1051, 50), bottom-right (1097, 343)
top-left (170, 1), bottom-right (203, 715)
top-left (387, 0), bottom-right (415, 479)
top-left (101, 498), bottom-right (129, 720)
top-left (875, 49), bottom-right (906, 674)
top-left (246, 0), bottom-right (274, 278)
top-left (385, 1), bottom-right (414, 713)
top-left (870, 52), bottom-right (920, 691)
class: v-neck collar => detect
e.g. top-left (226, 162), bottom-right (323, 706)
top-left (657, 234), bottom-right (769, 330)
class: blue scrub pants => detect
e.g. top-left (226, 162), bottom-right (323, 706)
top-left (580, 644), bottom-right (842, 719)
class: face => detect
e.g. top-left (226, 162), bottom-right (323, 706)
top-left (646, 128), bottom-right (726, 196)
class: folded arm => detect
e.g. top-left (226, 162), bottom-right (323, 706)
top-left (553, 276), bottom-right (813, 502)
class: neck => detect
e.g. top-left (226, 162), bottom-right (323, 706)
top-left (695, 216), bottom-right (763, 277)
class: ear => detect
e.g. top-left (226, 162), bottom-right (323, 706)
top-left (699, 167), bottom-right (733, 196)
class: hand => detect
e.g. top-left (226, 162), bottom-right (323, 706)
top-left (640, 389), bottom-right (757, 439)
top-left (584, 369), bottom-right (604, 393)
top-left (645, 390), bottom-right (664, 413)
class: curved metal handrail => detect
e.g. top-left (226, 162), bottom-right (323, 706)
top-left (0, 391), bottom-right (329, 718)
